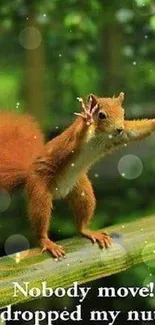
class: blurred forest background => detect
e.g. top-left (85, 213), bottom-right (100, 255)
top-left (1, 0), bottom-right (155, 324)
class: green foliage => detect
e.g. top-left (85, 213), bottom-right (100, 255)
top-left (0, 0), bottom-right (155, 120)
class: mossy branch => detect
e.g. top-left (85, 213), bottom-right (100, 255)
top-left (0, 216), bottom-right (155, 308)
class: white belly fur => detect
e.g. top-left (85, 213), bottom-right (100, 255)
top-left (54, 133), bottom-right (107, 199)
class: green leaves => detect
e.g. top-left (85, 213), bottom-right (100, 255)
top-left (135, 0), bottom-right (151, 6)
top-left (0, 0), bottom-right (155, 122)
top-left (64, 12), bottom-right (82, 27)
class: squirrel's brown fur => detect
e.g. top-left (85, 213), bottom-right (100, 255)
top-left (1, 94), bottom-right (155, 258)
top-left (0, 113), bottom-right (44, 190)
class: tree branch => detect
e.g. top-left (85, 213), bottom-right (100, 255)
top-left (0, 215), bottom-right (155, 308)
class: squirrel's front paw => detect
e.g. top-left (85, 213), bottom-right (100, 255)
top-left (80, 229), bottom-right (112, 248)
top-left (74, 96), bottom-right (98, 126)
top-left (40, 237), bottom-right (65, 259)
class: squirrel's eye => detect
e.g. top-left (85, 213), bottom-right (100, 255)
top-left (98, 112), bottom-right (106, 120)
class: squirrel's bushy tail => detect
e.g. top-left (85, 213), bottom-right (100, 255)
top-left (0, 113), bottom-right (44, 191)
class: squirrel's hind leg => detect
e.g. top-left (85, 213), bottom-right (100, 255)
top-left (27, 175), bottom-right (65, 258)
top-left (67, 174), bottom-right (111, 248)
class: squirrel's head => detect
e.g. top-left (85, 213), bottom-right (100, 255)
top-left (88, 92), bottom-right (125, 136)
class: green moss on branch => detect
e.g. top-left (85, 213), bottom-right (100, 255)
top-left (0, 215), bottom-right (155, 308)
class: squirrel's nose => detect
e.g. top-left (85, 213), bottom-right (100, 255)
top-left (116, 128), bottom-right (123, 135)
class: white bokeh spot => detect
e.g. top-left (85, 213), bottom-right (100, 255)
top-left (143, 274), bottom-right (155, 288)
top-left (132, 0), bottom-right (155, 16)
top-left (19, 27), bottom-right (42, 50)
top-left (118, 154), bottom-right (143, 179)
top-left (4, 234), bottom-right (30, 258)
top-left (142, 243), bottom-right (155, 268)
top-left (143, 275), bottom-right (155, 309)
top-left (0, 190), bottom-right (11, 212)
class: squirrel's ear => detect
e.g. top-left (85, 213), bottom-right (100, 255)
top-left (87, 94), bottom-right (98, 108)
top-left (117, 92), bottom-right (124, 105)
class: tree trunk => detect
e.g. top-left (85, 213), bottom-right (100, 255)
top-left (26, 12), bottom-right (46, 124)
top-left (101, 2), bottom-right (124, 95)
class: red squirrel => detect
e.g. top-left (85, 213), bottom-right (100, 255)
top-left (0, 93), bottom-right (155, 258)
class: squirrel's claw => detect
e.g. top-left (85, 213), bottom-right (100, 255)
top-left (74, 112), bottom-right (85, 118)
top-left (76, 96), bottom-right (98, 125)
top-left (41, 238), bottom-right (66, 259)
top-left (88, 95), bottom-right (93, 110)
top-left (91, 103), bottom-right (98, 115)
top-left (77, 97), bottom-right (87, 114)
top-left (80, 229), bottom-right (112, 249)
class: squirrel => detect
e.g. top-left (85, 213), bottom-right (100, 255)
top-left (0, 93), bottom-right (155, 258)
